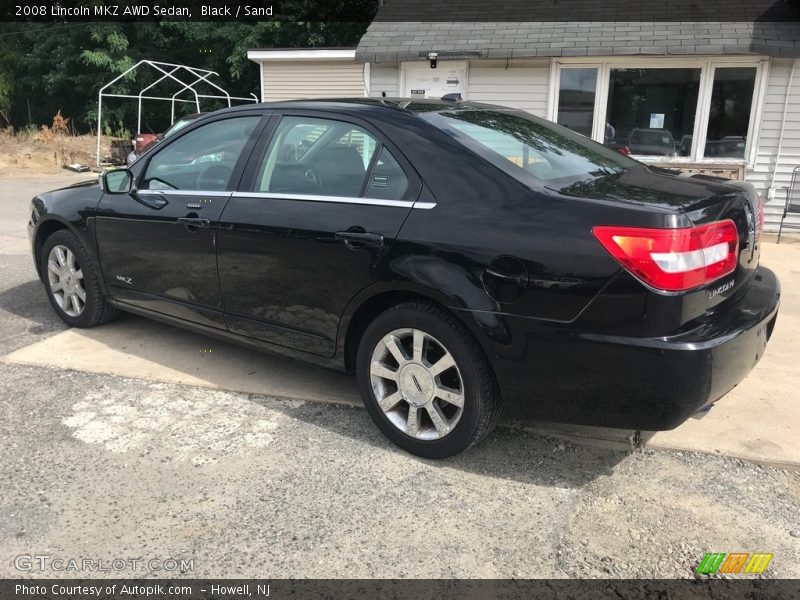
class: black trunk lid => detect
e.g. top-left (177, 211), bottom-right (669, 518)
top-left (558, 165), bottom-right (760, 330)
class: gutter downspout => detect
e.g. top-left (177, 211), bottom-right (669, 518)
top-left (769, 58), bottom-right (798, 200)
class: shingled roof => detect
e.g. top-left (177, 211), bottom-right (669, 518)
top-left (355, 0), bottom-right (800, 62)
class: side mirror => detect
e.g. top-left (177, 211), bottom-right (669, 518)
top-left (101, 169), bottom-right (134, 194)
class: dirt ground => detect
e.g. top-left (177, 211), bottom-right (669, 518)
top-left (0, 130), bottom-right (113, 177)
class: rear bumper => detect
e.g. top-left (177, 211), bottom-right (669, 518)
top-left (495, 265), bottom-right (780, 430)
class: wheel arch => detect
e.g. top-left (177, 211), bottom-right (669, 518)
top-left (33, 217), bottom-right (107, 294)
top-left (33, 217), bottom-right (72, 281)
top-left (338, 283), bottom-right (501, 379)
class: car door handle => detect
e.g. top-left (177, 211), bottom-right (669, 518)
top-left (335, 231), bottom-right (384, 248)
top-left (177, 217), bottom-right (211, 227)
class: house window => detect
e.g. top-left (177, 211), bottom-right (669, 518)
top-left (550, 59), bottom-right (765, 165)
top-left (704, 67), bottom-right (757, 159)
top-left (556, 68), bottom-right (598, 138)
top-left (605, 68), bottom-right (701, 157)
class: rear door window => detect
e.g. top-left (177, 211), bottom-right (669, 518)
top-left (365, 147), bottom-right (409, 200)
top-left (254, 116), bottom-right (413, 202)
top-left (256, 116), bottom-right (378, 197)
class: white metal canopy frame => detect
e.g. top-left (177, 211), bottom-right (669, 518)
top-left (95, 59), bottom-right (259, 165)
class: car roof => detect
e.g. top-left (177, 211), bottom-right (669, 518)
top-left (217, 97), bottom-right (513, 118)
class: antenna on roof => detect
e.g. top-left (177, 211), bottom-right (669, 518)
top-left (441, 93), bottom-right (462, 102)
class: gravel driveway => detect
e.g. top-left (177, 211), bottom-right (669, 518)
top-left (0, 176), bottom-right (798, 579)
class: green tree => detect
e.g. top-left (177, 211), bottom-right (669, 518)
top-left (0, 68), bottom-right (13, 126)
top-left (0, 0), bottom-right (375, 132)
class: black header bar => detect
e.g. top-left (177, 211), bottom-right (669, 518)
top-left (2, 0), bottom-right (799, 23)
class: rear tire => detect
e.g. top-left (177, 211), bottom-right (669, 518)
top-left (40, 230), bottom-right (118, 328)
top-left (356, 301), bottom-right (502, 458)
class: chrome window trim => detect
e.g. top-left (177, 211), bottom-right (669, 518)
top-left (137, 189), bottom-right (231, 197)
top-left (232, 191), bottom-right (435, 210)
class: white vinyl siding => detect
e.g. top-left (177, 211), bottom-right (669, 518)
top-left (369, 63), bottom-right (400, 97)
top-left (260, 61), bottom-right (365, 101)
top-left (466, 60), bottom-right (550, 118)
top-left (367, 60), bottom-right (549, 115)
top-left (747, 58), bottom-right (800, 231)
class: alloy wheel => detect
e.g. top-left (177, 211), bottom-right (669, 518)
top-left (369, 328), bottom-right (465, 440)
top-left (47, 245), bottom-right (86, 317)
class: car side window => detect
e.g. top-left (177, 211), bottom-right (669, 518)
top-left (142, 116), bottom-right (260, 192)
top-left (365, 147), bottom-right (409, 200)
top-left (256, 116), bottom-right (380, 198)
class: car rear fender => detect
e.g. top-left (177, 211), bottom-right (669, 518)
top-left (336, 275), bottom-right (506, 374)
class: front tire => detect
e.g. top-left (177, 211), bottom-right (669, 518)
top-left (40, 230), bottom-right (118, 328)
top-left (356, 302), bottom-right (502, 458)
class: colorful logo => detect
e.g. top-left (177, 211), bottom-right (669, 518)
top-left (696, 552), bottom-right (773, 575)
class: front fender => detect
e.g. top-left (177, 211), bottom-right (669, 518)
top-left (28, 179), bottom-right (105, 290)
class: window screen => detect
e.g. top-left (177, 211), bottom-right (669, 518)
top-left (557, 68), bottom-right (598, 138)
top-left (703, 67), bottom-right (756, 159)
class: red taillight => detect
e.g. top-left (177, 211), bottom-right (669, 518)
top-left (618, 146), bottom-right (631, 155)
top-left (592, 220), bottom-right (739, 292)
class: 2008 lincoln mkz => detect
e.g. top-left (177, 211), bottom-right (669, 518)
top-left (29, 99), bottom-right (780, 457)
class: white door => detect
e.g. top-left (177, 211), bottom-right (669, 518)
top-left (401, 61), bottom-right (468, 99)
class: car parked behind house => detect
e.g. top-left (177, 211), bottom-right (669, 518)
top-left (627, 128), bottom-right (678, 156)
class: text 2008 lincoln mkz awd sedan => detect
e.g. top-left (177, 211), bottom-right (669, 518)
top-left (29, 99), bottom-right (780, 457)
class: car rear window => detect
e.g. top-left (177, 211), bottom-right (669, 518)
top-left (420, 108), bottom-right (638, 186)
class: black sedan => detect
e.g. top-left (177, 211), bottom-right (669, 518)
top-left (28, 99), bottom-right (780, 458)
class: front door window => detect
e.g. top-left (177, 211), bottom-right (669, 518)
top-left (142, 116), bottom-right (260, 191)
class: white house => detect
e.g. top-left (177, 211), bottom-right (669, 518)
top-left (246, 48), bottom-right (366, 101)
top-left (248, 1), bottom-right (800, 230)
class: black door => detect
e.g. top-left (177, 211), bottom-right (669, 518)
top-left (95, 113), bottom-right (264, 328)
top-left (217, 112), bottom-right (422, 355)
